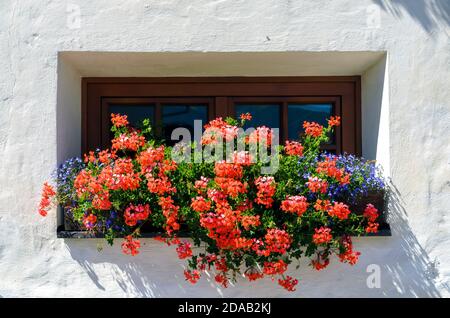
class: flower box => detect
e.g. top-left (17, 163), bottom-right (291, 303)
top-left (41, 112), bottom-right (391, 292)
top-left (57, 192), bottom-right (391, 238)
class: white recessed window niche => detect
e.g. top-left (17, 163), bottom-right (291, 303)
top-left (56, 51), bottom-right (390, 233)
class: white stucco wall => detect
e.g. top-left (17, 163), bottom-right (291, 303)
top-left (0, 0), bottom-right (449, 297)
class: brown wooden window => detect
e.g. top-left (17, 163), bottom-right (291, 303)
top-left (82, 77), bottom-right (361, 155)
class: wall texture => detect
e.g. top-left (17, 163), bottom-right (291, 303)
top-left (0, 0), bottom-right (449, 297)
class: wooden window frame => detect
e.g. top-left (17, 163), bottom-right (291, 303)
top-left (82, 77), bottom-right (361, 155)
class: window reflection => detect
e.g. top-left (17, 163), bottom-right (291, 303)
top-left (235, 104), bottom-right (281, 130)
top-left (109, 104), bottom-right (155, 129)
top-left (288, 104), bottom-right (333, 141)
top-left (162, 104), bottom-right (208, 145)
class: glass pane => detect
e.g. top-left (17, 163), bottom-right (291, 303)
top-left (109, 104), bottom-right (155, 129)
top-left (162, 104), bottom-right (208, 145)
top-left (235, 104), bottom-right (280, 130)
top-left (288, 104), bottom-right (333, 141)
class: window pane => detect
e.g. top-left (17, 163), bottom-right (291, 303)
top-left (109, 104), bottom-right (155, 129)
top-left (235, 104), bottom-right (280, 130)
top-left (162, 104), bottom-right (208, 145)
top-left (288, 104), bottom-right (333, 141)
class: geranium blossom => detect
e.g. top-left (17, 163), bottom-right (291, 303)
top-left (112, 131), bottom-right (145, 152)
top-left (306, 176), bottom-right (328, 193)
top-left (327, 116), bottom-right (341, 127)
top-left (184, 270), bottom-right (201, 284)
top-left (254, 176), bottom-right (276, 208)
top-left (284, 140), bottom-right (304, 156)
top-left (121, 235), bottom-right (141, 256)
top-left (176, 241), bottom-right (193, 259)
top-left (38, 182), bottom-right (56, 217)
top-left (327, 202), bottom-right (351, 220)
top-left (338, 236), bottom-right (360, 265)
top-left (111, 113), bottom-right (129, 127)
top-left (190, 196), bottom-right (211, 213)
top-left (240, 112), bottom-right (252, 121)
top-left (312, 227), bottom-right (333, 245)
top-left (263, 260), bottom-right (288, 275)
top-left (303, 121), bottom-right (323, 137)
top-left (281, 195), bottom-right (309, 216)
top-left (278, 276), bottom-right (298, 291)
top-left (124, 204), bottom-right (151, 226)
top-left (241, 215), bottom-right (260, 230)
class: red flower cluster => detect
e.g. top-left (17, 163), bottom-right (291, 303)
top-left (215, 273), bottom-right (229, 288)
top-left (240, 113), bottom-right (252, 121)
top-left (124, 204), bottom-right (151, 226)
top-left (138, 146), bottom-right (177, 196)
top-left (75, 158), bottom-right (142, 211)
top-left (312, 227), bottom-right (333, 245)
top-left (278, 276), bottom-right (298, 291)
top-left (327, 116), bottom-right (341, 127)
top-left (254, 176), bottom-right (276, 208)
top-left (306, 177), bottom-right (328, 193)
top-left (112, 131), bottom-right (146, 152)
top-left (253, 229), bottom-right (292, 257)
top-left (316, 157), bottom-right (351, 185)
top-left (263, 259), bottom-right (288, 275)
top-left (338, 236), bottom-right (360, 265)
top-left (85, 150), bottom-right (117, 164)
top-left (159, 196), bottom-right (180, 235)
top-left (328, 202), bottom-right (351, 220)
top-left (241, 215), bottom-right (260, 230)
top-left (314, 199), bottom-right (331, 212)
top-left (184, 270), bottom-right (201, 284)
top-left (303, 121), bottom-right (323, 137)
top-left (176, 241), bottom-right (193, 259)
top-left (244, 268), bottom-right (264, 281)
top-left (281, 195), bottom-right (309, 216)
top-left (111, 113), bottom-right (129, 127)
top-left (284, 141), bottom-right (304, 156)
top-left (214, 161), bottom-right (247, 198)
top-left (121, 235), bottom-right (141, 256)
top-left (191, 196), bottom-right (212, 213)
top-left (98, 158), bottom-right (141, 191)
top-left (38, 182), bottom-right (56, 217)
top-left (263, 229), bottom-right (292, 255)
top-left (363, 204), bottom-right (379, 233)
top-left (194, 176), bottom-right (209, 193)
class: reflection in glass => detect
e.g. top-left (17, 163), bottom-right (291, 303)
top-left (288, 104), bottom-right (333, 141)
top-left (162, 104), bottom-right (208, 145)
top-left (109, 104), bottom-right (155, 129)
top-left (235, 104), bottom-right (281, 130)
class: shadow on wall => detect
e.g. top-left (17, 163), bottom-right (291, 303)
top-left (379, 181), bottom-right (443, 297)
top-left (372, 0), bottom-right (450, 33)
top-left (61, 183), bottom-right (444, 297)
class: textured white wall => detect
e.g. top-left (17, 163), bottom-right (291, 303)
top-left (0, 0), bottom-right (449, 297)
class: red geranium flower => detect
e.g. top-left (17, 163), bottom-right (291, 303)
top-left (312, 227), bottom-right (333, 245)
top-left (278, 276), bottom-right (298, 291)
top-left (121, 235), bottom-right (141, 256)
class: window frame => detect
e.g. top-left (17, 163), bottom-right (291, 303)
top-left (82, 77), bottom-right (361, 155)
